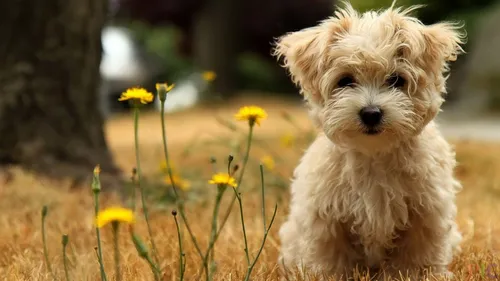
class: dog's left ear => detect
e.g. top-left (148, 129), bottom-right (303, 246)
top-left (420, 22), bottom-right (466, 126)
top-left (422, 22), bottom-right (466, 65)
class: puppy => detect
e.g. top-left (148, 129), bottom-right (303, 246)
top-left (273, 2), bottom-right (465, 280)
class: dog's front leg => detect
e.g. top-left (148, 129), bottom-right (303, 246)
top-left (279, 214), bottom-right (358, 281)
top-left (383, 213), bottom-right (461, 280)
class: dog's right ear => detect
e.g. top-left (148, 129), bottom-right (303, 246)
top-left (273, 5), bottom-right (354, 104)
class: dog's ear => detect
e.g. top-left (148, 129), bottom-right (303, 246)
top-left (419, 22), bottom-right (465, 126)
top-left (422, 22), bottom-right (466, 69)
top-left (273, 5), bottom-right (355, 104)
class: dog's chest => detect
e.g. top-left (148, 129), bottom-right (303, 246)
top-left (342, 179), bottom-right (410, 265)
top-left (321, 155), bottom-right (418, 264)
top-left (340, 172), bottom-right (410, 235)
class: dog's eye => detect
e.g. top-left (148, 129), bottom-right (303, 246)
top-left (386, 74), bottom-right (406, 89)
top-left (337, 75), bottom-right (356, 88)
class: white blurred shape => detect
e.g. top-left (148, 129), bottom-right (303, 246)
top-left (155, 72), bottom-right (211, 113)
top-left (100, 26), bottom-right (149, 83)
top-left (99, 25), bottom-right (161, 117)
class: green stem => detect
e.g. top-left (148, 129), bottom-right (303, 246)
top-left (130, 111), bottom-right (137, 212)
top-left (214, 115), bottom-right (285, 162)
top-left (145, 255), bottom-right (162, 280)
top-left (218, 124), bottom-right (254, 232)
top-left (243, 168), bottom-right (277, 281)
top-left (41, 206), bottom-right (57, 281)
top-left (112, 222), bottom-right (121, 281)
top-left (62, 235), bottom-right (71, 281)
top-left (259, 165), bottom-right (267, 233)
top-left (93, 192), bottom-right (108, 281)
top-left (173, 213), bottom-right (185, 281)
top-left (130, 171), bottom-right (137, 211)
top-left (131, 231), bottom-right (161, 281)
top-left (237, 123), bottom-right (254, 187)
top-left (207, 187), bottom-right (226, 281)
top-left (221, 124), bottom-right (254, 223)
top-left (233, 190), bottom-right (250, 265)
top-left (196, 125), bottom-right (255, 280)
top-left (244, 204), bottom-right (278, 281)
top-left (159, 99), bottom-right (205, 262)
top-left (133, 107), bottom-right (160, 265)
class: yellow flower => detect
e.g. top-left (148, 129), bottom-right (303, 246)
top-left (118, 87), bottom-right (154, 104)
top-left (260, 155), bottom-right (275, 171)
top-left (234, 106), bottom-right (267, 126)
top-left (280, 132), bottom-right (295, 148)
top-left (202, 71), bottom-right (217, 82)
top-left (164, 175), bottom-right (191, 191)
top-left (159, 161), bottom-right (177, 174)
top-left (155, 82), bottom-right (175, 92)
top-left (208, 173), bottom-right (237, 188)
top-left (95, 207), bottom-right (135, 228)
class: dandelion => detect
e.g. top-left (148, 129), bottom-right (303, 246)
top-left (95, 207), bottom-right (135, 228)
top-left (209, 173), bottom-right (237, 188)
top-left (118, 87), bottom-right (154, 104)
top-left (41, 205), bottom-right (56, 280)
top-left (280, 132), bottom-right (295, 148)
top-left (260, 155), bottom-right (275, 171)
top-left (234, 106), bottom-right (267, 126)
top-left (156, 83), bottom-right (175, 103)
top-left (62, 234), bottom-right (71, 281)
top-left (122, 86), bottom-right (159, 263)
top-left (202, 71), bottom-right (217, 82)
top-left (92, 165), bottom-right (107, 281)
top-left (164, 175), bottom-right (191, 191)
top-left (159, 160), bottom-right (177, 174)
top-left (155, 82), bottom-right (175, 92)
top-left (157, 77), bottom-right (205, 272)
top-left (95, 207), bottom-right (134, 281)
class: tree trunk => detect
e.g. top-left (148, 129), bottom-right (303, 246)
top-left (193, 0), bottom-right (240, 102)
top-left (0, 0), bottom-right (121, 188)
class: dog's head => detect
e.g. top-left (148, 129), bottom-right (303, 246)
top-left (273, 2), bottom-right (465, 153)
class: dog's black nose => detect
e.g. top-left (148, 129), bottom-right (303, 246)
top-left (359, 106), bottom-right (383, 127)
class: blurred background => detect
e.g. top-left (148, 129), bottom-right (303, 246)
top-left (1, 0), bottom-right (500, 183)
top-left (99, 0), bottom-right (500, 115)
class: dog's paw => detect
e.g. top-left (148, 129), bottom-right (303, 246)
top-left (430, 270), bottom-right (454, 280)
top-left (442, 270), bottom-right (455, 280)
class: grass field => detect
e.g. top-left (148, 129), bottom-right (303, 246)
top-left (1, 96), bottom-right (499, 281)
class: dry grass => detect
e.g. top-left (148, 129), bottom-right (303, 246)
top-left (1, 96), bottom-right (499, 281)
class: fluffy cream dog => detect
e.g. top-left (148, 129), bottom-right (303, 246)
top-left (273, 2), bottom-right (465, 280)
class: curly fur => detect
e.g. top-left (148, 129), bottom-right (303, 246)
top-left (273, 2), bottom-right (466, 280)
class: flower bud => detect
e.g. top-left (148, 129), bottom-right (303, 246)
top-left (156, 83), bottom-right (175, 103)
top-left (91, 165), bottom-right (101, 193)
top-left (42, 205), bottom-right (48, 218)
top-left (232, 164), bottom-right (240, 174)
top-left (62, 234), bottom-right (69, 246)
